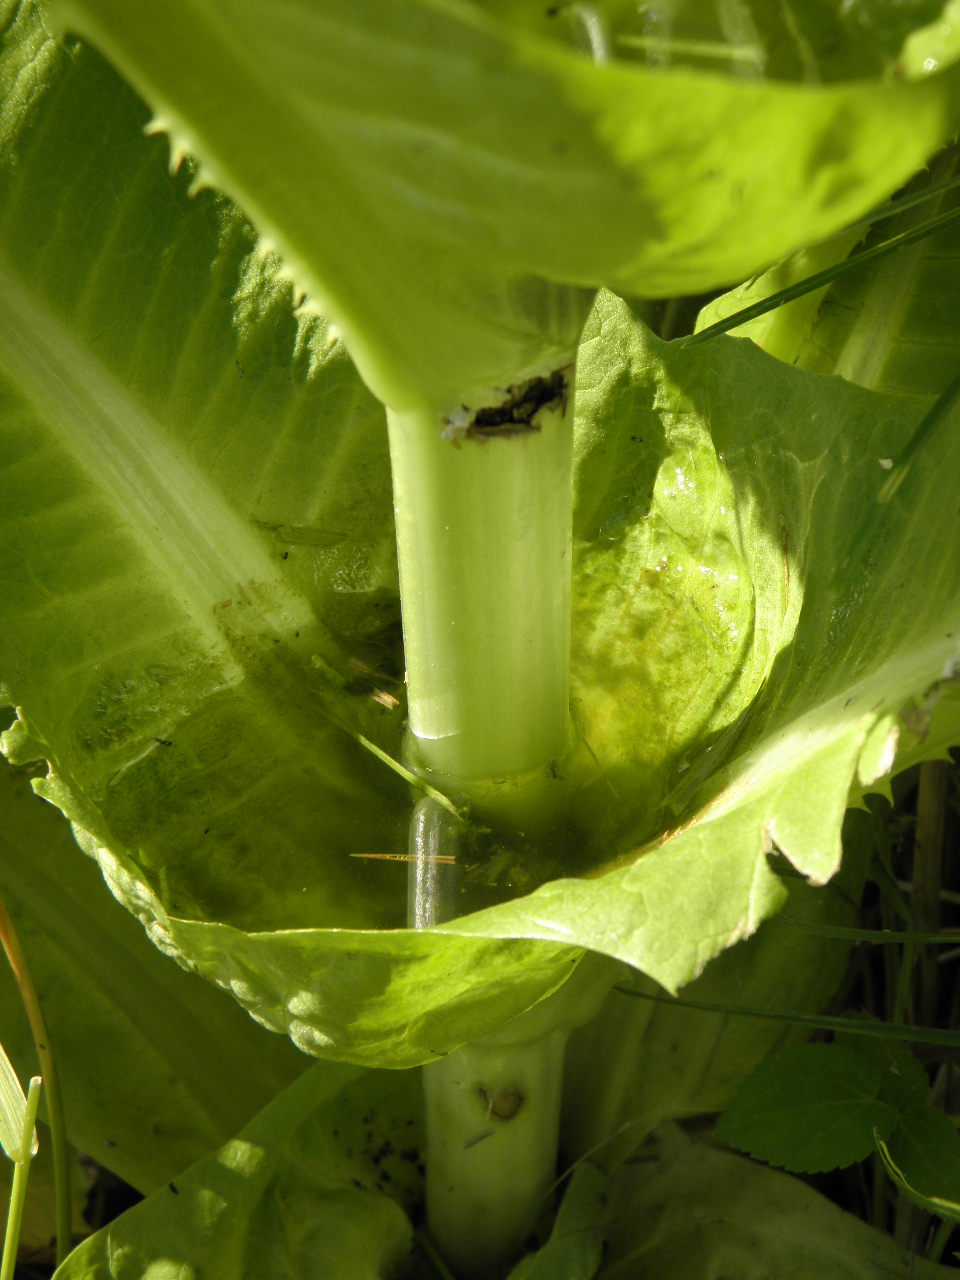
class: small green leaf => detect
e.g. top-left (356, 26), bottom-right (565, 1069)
top-left (834, 1025), bottom-right (930, 1113)
top-left (876, 1104), bottom-right (960, 1223)
top-left (715, 1044), bottom-right (898, 1172)
top-left (0, 1043), bottom-right (36, 1164)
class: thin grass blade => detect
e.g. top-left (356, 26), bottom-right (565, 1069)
top-left (0, 1078), bottom-right (41, 1280)
top-left (833, 365), bottom-right (960, 587)
top-left (685, 205), bottom-right (960, 347)
top-left (837, 172), bottom-right (960, 239)
top-left (614, 987), bottom-right (960, 1047)
top-left (780, 916), bottom-right (960, 945)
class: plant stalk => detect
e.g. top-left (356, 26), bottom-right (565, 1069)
top-left (0, 1076), bottom-right (40, 1280)
top-left (0, 894), bottom-right (71, 1265)
top-left (914, 760), bottom-right (949, 1026)
top-left (928, 1217), bottom-right (955, 1263)
top-left (871, 1152), bottom-right (888, 1232)
top-left (386, 384), bottom-right (573, 801)
top-left (423, 1033), bottom-right (566, 1279)
top-left (388, 370), bottom-right (576, 1276)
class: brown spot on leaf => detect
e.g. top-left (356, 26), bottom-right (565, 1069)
top-left (902, 707), bottom-right (933, 741)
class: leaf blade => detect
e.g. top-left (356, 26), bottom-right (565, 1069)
top-left (601, 1126), bottom-right (954, 1279)
top-left (0, 1040), bottom-right (30, 1164)
top-left (55, 1063), bottom-right (419, 1280)
top-left (876, 1104), bottom-right (960, 1224)
top-left (715, 1045), bottom-right (898, 1173)
top-left (47, 0), bottom-right (960, 408)
top-left (507, 1162), bottom-right (607, 1280)
top-left (0, 761), bottom-right (306, 1192)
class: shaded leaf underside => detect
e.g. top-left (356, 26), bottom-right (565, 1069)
top-left (601, 1125), bottom-right (953, 1279)
top-left (48, 0), bottom-right (960, 410)
top-left (0, 763), bottom-right (306, 1193)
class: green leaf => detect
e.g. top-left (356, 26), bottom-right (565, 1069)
top-left (507, 1163), bottom-right (607, 1280)
top-left (599, 1124), bottom-right (954, 1280)
top-left (704, 144), bottom-right (960, 404)
top-left (834, 1024), bottom-right (930, 1113)
top-left (568, 288), bottom-right (960, 851)
top-left (0, 5), bottom-right (585, 1067)
top-left (6, 3), bottom-right (960, 1067)
top-left (691, 227), bottom-right (868, 366)
top-left (875, 1104), bottom-right (960, 1223)
top-left (0, 761), bottom-right (306, 1193)
top-left (0, 1037), bottom-right (35, 1164)
top-left (47, 0), bottom-right (960, 410)
top-left (689, 204), bottom-right (960, 352)
top-left (715, 1044), bottom-right (898, 1173)
top-left (691, 146), bottom-right (960, 783)
top-left (563, 814), bottom-right (870, 1169)
top-left (797, 148), bottom-right (960, 398)
top-left (0, 2), bottom-right (411, 943)
top-left (55, 1063), bottom-right (419, 1280)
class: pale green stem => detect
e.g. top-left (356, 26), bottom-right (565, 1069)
top-left (0, 893), bottom-right (71, 1265)
top-left (386, 386), bottom-right (573, 808)
top-left (914, 760), bottom-right (949, 1026)
top-left (388, 371), bottom-right (576, 1276)
top-left (927, 1216), bottom-right (955, 1263)
top-left (872, 1152), bottom-right (888, 1232)
top-left (0, 1076), bottom-right (41, 1280)
top-left (423, 1033), bottom-right (566, 1280)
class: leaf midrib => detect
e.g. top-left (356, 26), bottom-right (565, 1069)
top-left (0, 254), bottom-right (317, 655)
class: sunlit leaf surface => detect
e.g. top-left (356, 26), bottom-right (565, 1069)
top-left (47, 0), bottom-right (960, 409)
top-left (1, 6), bottom-right (960, 1066)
